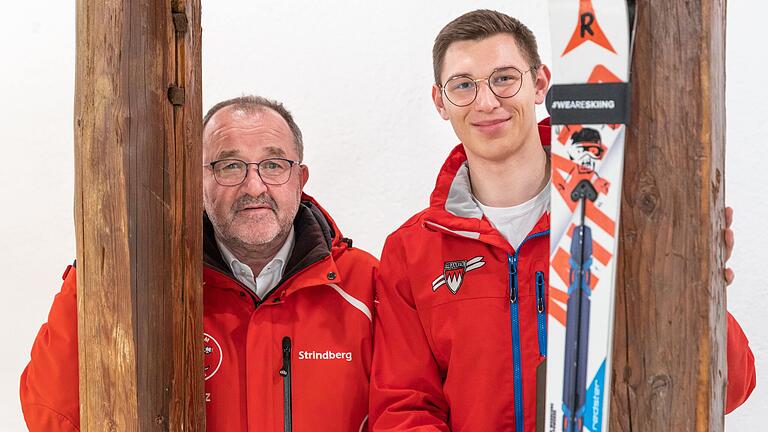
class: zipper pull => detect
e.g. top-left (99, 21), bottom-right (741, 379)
top-left (508, 254), bottom-right (517, 276)
top-left (536, 272), bottom-right (545, 313)
top-left (508, 255), bottom-right (518, 303)
top-left (279, 336), bottom-right (291, 377)
top-left (510, 279), bottom-right (518, 303)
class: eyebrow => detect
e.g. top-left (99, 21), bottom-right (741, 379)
top-left (445, 65), bottom-right (519, 81)
top-left (446, 72), bottom-right (471, 80)
top-left (262, 146), bottom-right (287, 158)
top-left (216, 149), bottom-right (241, 159)
top-left (216, 146), bottom-right (287, 160)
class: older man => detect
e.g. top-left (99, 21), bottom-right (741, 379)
top-left (21, 96), bottom-right (377, 431)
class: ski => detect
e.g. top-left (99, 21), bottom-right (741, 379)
top-left (545, 1), bottom-right (634, 431)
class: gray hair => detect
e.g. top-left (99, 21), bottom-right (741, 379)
top-left (203, 95), bottom-right (304, 162)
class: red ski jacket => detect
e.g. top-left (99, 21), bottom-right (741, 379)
top-left (21, 195), bottom-right (377, 432)
top-left (370, 122), bottom-right (756, 431)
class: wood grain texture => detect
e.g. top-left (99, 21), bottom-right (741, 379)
top-left (74, 0), bottom-right (204, 430)
top-left (609, 1), bottom-right (727, 431)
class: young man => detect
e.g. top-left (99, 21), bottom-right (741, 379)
top-left (369, 10), bottom-right (755, 431)
top-left (21, 96), bottom-right (377, 431)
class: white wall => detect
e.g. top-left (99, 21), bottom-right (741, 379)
top-left (723, 1), bottom-right (768, 428)
top-left (0, 1), bottom-right (763, 430)
top-left (201, 0), bottom-right (550, 255)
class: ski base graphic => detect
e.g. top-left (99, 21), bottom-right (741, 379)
top-left (545, 1), bottom-right (632, 431)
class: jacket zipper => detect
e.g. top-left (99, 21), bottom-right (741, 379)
top-left (508, 253), bottom-right (523, 432)
top-left (535, 271), bottom-right (547, 357)
top-left (508, 230), bottom-right (549, 432)
top-left (279, 336), bottom-right (293, 432)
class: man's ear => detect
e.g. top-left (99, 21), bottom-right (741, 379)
top-left (533, 64), bottom-right (552, 105)
top-left (300, 164), bottom-right (309, 188)
top-left (432, 84), bottom-right (450, 120)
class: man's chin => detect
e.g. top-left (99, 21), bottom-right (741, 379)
top-left (464, 139), bottom-right (517, 162)
top-left (231, 226), bottom-right (283, 247)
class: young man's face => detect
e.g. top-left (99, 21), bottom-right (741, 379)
top-left (432, 33), bottom-right (549, 162)
top-left (202, 106), bottom-right (308, 250)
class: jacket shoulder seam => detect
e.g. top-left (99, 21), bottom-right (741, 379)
top-left (25, 402), bottom-right (79, 431)
top-left (388, 210), bottom-right (429, 238)
top-left (341, 247), bottom-right (379, 265)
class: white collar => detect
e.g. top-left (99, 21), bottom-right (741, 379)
top-left (215, 226), bottom-right (295, 297)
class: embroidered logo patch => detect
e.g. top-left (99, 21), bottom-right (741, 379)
top-left (203, 332), bottom-right (223, 381)
top-left (432, 256), bottom-right (486, 294)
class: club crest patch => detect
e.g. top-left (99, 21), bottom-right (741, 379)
top-left (432, 256), bottom-right (486, 294)
top-left (204, 332), bottom-right (223, 381)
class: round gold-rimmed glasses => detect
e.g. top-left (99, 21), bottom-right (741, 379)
top-left (440, 65), bottom-right (538, 107)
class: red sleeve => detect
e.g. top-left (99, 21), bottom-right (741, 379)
top-left (20, 265), bottom-right (81, 431)
top-left (725, 311), bottom-right (756, 414)
top-left (369, 235), bottom-right (449, 431)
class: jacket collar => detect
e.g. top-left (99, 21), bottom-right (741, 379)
top-left (423, 119), bottom-right (551, 250)
top-left (203, 193), bottom-right (348, 297)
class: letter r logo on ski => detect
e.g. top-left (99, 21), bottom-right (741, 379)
top-left (432, 256), bottom-right (486, 294)
top-left (562, 0), bottom-right (616, 56)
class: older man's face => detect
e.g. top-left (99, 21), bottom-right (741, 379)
top-left (203, 106), bottom-right (307, 249)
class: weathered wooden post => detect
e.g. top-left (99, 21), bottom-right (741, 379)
top-left (74, 0), bottom-right (204, 429)
top-left (610, 1), bottom-right (727, 430)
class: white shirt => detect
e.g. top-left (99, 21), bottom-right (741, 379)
top-left (475, 179), bottom-right (551, 251)
top-left (216, 226), bottom-right (295, 300)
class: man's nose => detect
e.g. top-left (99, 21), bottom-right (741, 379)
top-left (239, 165), bottom-right (269, 195)
top-left (474, 82), bottom-right (501, 112)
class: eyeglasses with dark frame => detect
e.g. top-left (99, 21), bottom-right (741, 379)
top-left (204, 157), bottom-right (298, 186)
top-left (439, 65), bottom-right (539, 107)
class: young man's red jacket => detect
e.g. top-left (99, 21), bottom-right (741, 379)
top-left (369, 121), bottom-right (756, 432)
top-left (21, 195), bottom-right (377, 432)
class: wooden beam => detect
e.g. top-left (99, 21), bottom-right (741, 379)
top-left (74, 0), bottom-right (204, 430)
top-left (610, 0), bottom-right (727, 431)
